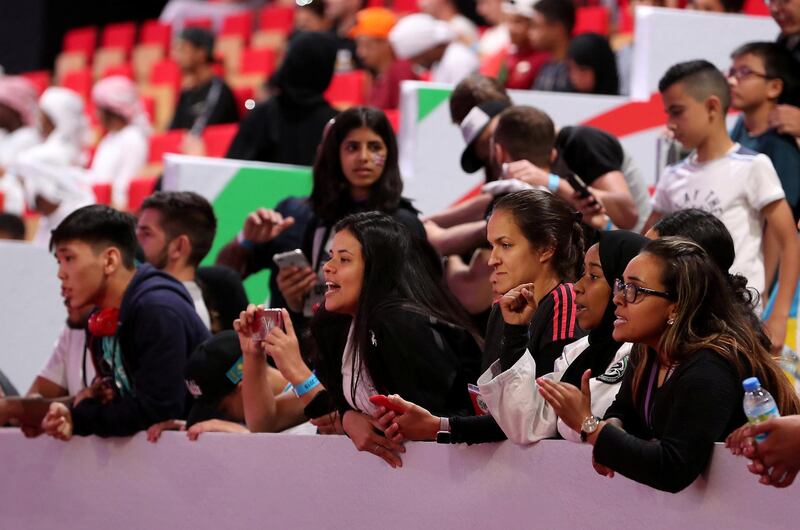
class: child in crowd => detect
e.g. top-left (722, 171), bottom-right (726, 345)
top-left (495, 0), bottom-right (548, 90)
top-left (540, 237), bottom-right (800, 493)
top-left (235, 212), bottom-right (481, 468)
top-left (646, 60), bottom-right (799, 353)
top-left (472, 230), bottom-right (648, 444)
top-left (529, 0), bottom-right (575, 91)
top-left (728, 42), bottom-right (800, 220)
top-left (567, 33), bottom-right (620, 96)
top-left (373, 189), bottom-right (585, 445)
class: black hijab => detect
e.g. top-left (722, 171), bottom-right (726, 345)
top-left (271, 31), bottom-right (337, 108)
top-left (560, 230), bottom-right (648, 387)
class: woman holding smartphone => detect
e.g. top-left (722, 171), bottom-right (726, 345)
top-left (538, 237), bottom-right (800, 492)
top-left (234, 212), bottom-right (481, 467)
top-left (374, 189), bottom-right (587, 444)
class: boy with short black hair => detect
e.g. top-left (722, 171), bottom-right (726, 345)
top-left (41, 205), bottom-right (210, 439)
top-left (728, 41), bottom-right (800, 220)
top-left (646, 60), bottom-right (800, 352)
top-left (529, 0), bottom-right (575, 91)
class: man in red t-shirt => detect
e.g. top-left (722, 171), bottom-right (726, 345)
top-left (350, 7), bottom-right (417, 110)
top-left (500, 0), bottom-right (549, 89)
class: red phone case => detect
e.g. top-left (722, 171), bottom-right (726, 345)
top-left (369, 394), bottom-right (405, 414)
top-left (250, 308), bottom-right (285, 340)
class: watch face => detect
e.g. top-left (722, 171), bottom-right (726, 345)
top-left (436, 431), bottom-right (452, 444)
top-left (582, 416), bottom-right (599, 434)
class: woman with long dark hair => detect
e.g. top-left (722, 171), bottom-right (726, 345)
top-left (539, 237), bottom-right (800, 492)
top-left (234, 212), bottom-right (480, 467)
top-left (374, 189), bottom-right (586, 445)
top-left (275, 105), bottom-right (425, 322)
top-left (566, 33), bottom-right (620, 96)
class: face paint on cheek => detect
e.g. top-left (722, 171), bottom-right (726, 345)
top-left (372, 154), bottom-right (386, 168)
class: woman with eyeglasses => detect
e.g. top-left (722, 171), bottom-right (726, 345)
top-left (539, 236), bottom-right (800, 493)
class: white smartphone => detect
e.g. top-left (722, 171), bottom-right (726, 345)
top-left (273, 249), bottom-right (311, 270)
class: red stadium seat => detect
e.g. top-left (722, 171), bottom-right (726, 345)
top-left (63, 26), bottom-right (98, 58)
top-left (232, 85), bottom-right (255, 117)
top-left (102, 63), bottom-right (135, 79)
top-left (184, 17), bottom-right (213, 30)
top-left (61, 69), bottom-right (93, 102)
top-left (149, 59), bottom-right (182, 93)
top-left (20, 71), bottom-right (51, 96)
top-left (148, 130), bottom-right (186, 164)
top-left (384, 109), bottom-right (400, 133)
top-left (258, 5), bottom-right (294, 34)
top-left (742, 0), bottom-right (770, 15)
top-left (92, 183), bottom-right (112, 206)
top-left (325, 71), bottom-right (368, 106)
top-left (573, 7), bottom-right (610, 36)
top-left (221, 11), bottom-right (254, 42)
top-left (392, 0), bottom-right (420, 14)
top-left (240, 48), bottom-right (275, 76)
top-left (101, 22), bottom-right (137, 54)
top-left (140, 20), bottom-right (172, 52)
top-left (203, 123), bottom-right (239, 157)
top-left (127, 177), bottom-right (158, 212)
top-left (0, 190), bottom-right (4, 212)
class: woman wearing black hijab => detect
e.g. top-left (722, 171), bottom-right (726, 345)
top-left (226, 31), bottom-right (340, 166)
top-left (476, 230), bottom-right (648, 444)
top-left (566, 33), bottom-right (620, 96)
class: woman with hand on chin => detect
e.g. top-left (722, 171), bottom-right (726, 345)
top-left (472, 230), bottom-right (648, 444)
top-left (538, 237), bottom-right (800, 493)
top-left (374, 189), bottom-right (586, 445)
top-left (235, 212), bottom-right (481, 468)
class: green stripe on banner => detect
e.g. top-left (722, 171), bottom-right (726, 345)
top-left (203, 166), bottom-right (313, 304)
top-left (417, 87), bottom-right (452, 123)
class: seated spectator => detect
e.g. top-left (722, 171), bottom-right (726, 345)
top-left (645, 60), bottom-right (799, 352)
top-left (540, 237), bottom-right (800, 493)
top-left (475, 0), bottom-right (510, 58)
top-left (294, 0), bottom-right (329, 32)
top-left (389, 13), bottom-right (479, 84)
top-left (235, 212), bottom-right (482, 467)
top-left (497, 0), bottom-right (548, 90)
top-left (350, 7), bottom-right (417, 110)
top-left (374, 189), bottom-right (585, 445)
top-left (419, 0), bottom-right (480, 47)
top-left (0, 212), bottom-right (25, 240)
top-left (0, 76), bottom-right (39, 215)
top-left (15, 87), bottom-right (94, 247)
top-left (196, 266), bottom-right (250, 333)
top-left (226, 31), bottom-right (339, 166)
top-left (769, 0), bottom-right (800, 141)
top-left (88, 76), bottom-right (151, 210)
top-left (727, 414), bottom-right (800, 488)
top-left (136, 191), bottom-right (219, 330)
top-left (40, 205), bottom-right (210, 439)
top-left (470, 231), bottom-right (647, 444)
top-left (728, 42), bottom-right (800, 220)
top-left (324, 0), bottom-right (365, 71)
top-left (146, 330), bottom-right (305, 440)
top-left (221, 107), bottom-right (425, 335)
top-left (529, 0), bottom-right (575, 92)
top-left (686, 0), bottom-right (743, 13)
top-left (168, 27), bottom-right (239, 133)
top-left (567, 33), bottom-right (620, 96)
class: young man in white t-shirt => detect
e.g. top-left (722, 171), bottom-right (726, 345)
top-left (644, 60), bottom-right (799, 353)
top-left (135, 191), bottom-right (217, 330)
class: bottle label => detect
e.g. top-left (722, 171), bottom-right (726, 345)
top-left (746, 405), bottom-right (779, 442)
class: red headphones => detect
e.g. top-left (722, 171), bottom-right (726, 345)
top-left (88, 308), bottom-right (120, 337)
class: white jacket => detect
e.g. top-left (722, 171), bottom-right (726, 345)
top-left (477, 336), bottom-right (631, 445)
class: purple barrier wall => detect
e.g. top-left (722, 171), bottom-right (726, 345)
top-left (0, 430), bottom-right (793, 529)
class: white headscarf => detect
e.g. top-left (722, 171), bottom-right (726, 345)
top-left (34, 87), bottom-right (90, 166)
top-left (91, 76), bottom-right (152, 134)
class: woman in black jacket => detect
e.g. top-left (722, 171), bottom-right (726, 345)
top-left (234, 212), bottom-right (480, 467)
top-left (539, 237), bottom-right (800, 492)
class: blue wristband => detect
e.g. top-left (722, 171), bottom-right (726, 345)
top-left (236, 231), bottom-right (256, 250)
top-left (293, 373), bottom-right (320, 397)
top-left (547, 173), bottom-right (560, 192)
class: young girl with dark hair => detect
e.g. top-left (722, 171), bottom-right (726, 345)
top-left (276, 106), bottom-right (425, 322)
top-left (374, 189), bottom-right (586, 445)
top-left (234, 212), bottom-right (480, 467)
top-left (566, 33), bottom-right (620, 96)
top-left (539, 237), bottom-right (800, 493)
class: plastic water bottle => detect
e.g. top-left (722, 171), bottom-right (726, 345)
top-left (742, 377), bottom-right (780, 442)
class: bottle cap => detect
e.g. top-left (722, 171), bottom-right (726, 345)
top-left (742, 377), bottom-right (761, 392)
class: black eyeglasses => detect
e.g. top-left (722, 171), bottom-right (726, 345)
top-left (726, 66), bottom-right (771, 82)
top-left (614, 279), bottom-right (673, 304)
